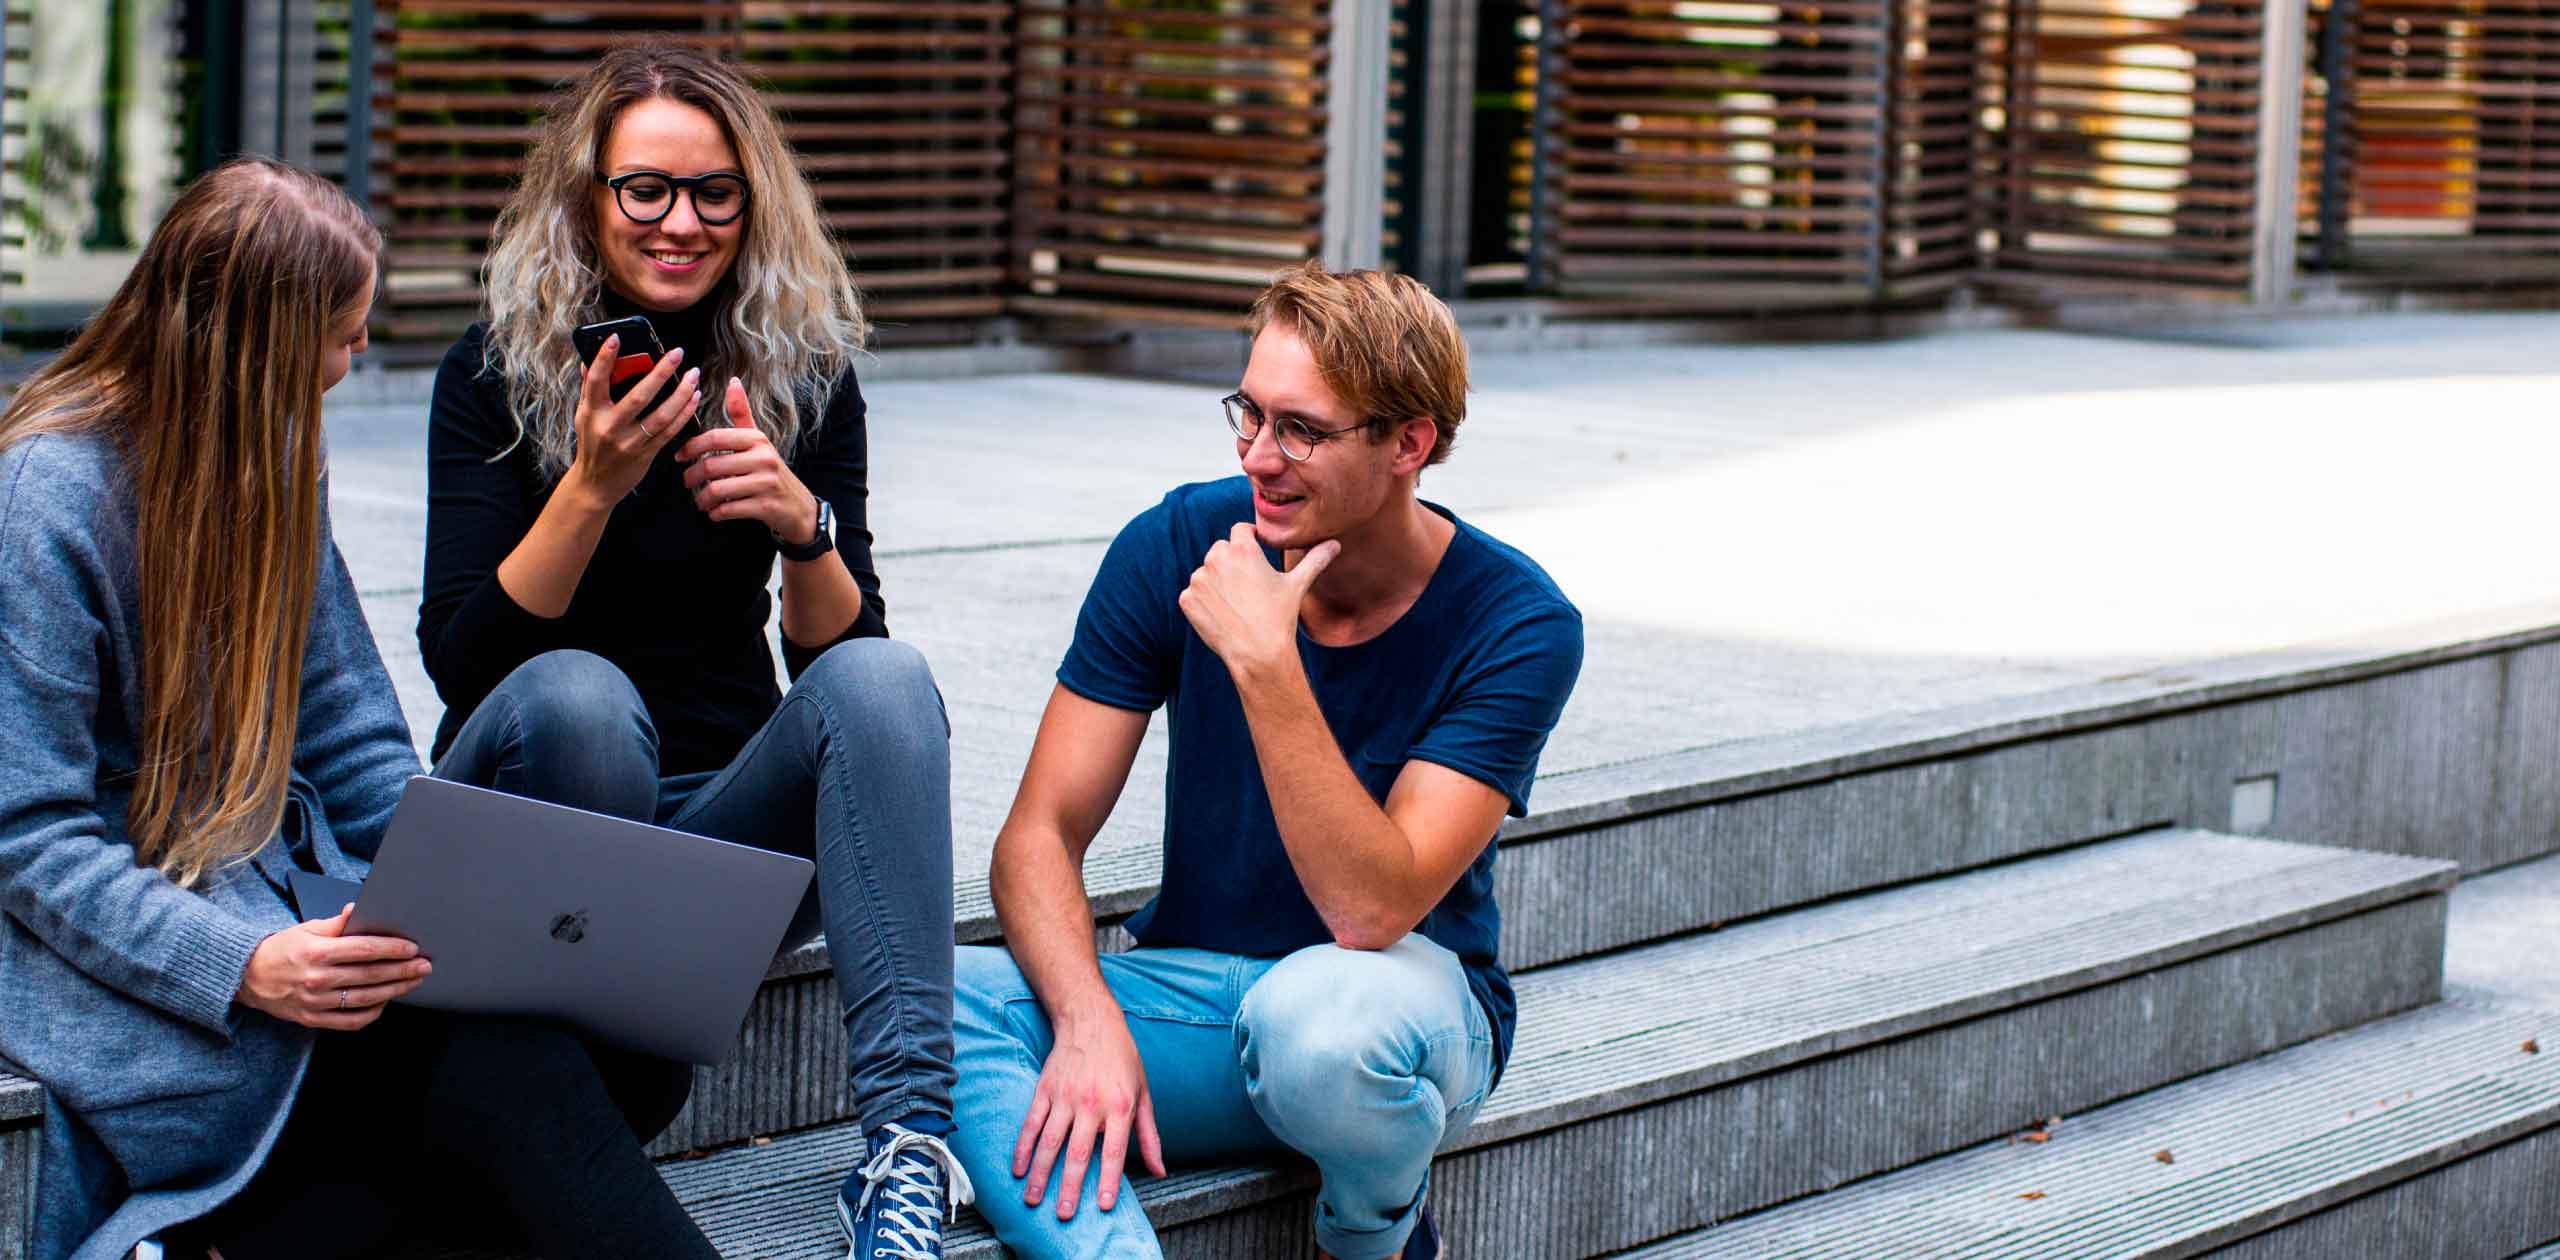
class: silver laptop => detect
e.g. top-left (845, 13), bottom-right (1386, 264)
top-left (291, 775), bottom-right (813, 1065)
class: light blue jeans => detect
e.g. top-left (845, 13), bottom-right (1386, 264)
top-left (952, 936), bottom-right (1496, 1260)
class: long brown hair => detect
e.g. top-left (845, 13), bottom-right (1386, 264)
top-left (482, 42), bottom-right (866, 481)
top-left (0, 158), bottom-right (381, 887)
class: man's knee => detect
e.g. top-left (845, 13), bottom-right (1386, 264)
top-left (1235, 941), bottom-right (1460, 1152)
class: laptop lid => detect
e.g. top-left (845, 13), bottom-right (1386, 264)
top-left (344, 776), bottom-right (813, 1065)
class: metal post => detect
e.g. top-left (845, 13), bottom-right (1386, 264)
top-left (192, 0), bottom-right (246, 172)
top-left (1524, 0), bottom-right (1563, 292)
top-left (1321, 0), bottom-right (1391, 272)
top-left (346, 0), bottom-right (374, 211)
top-left (1871, 0), bottom-right (1901, 297)
top-left (2249, 0), bottom-right (2307, 305)
top-left (83, 0), bottom-right (133, 249)
top-left (2314, 0), bottom-right (2353, 270)
top-left (2, 0), bottom-right (9, 338)
top-left (1398, 0), bottom-right (1477, 294)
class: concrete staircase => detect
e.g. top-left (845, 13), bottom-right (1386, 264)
top-left (4, 727), bottom-right (2557, 1258)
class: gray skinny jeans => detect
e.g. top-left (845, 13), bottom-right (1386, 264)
top-left (433, 639), bottom-right (956, 1132)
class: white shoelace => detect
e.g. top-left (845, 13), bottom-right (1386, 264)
top-left (852, 1125), bottom-right (977, 1260)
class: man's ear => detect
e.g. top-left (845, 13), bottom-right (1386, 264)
top-left (1391, 416), bottom-right (1438, 476)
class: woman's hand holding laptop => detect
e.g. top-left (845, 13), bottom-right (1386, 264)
top-left (234, 905), bottom-right (433, 1031)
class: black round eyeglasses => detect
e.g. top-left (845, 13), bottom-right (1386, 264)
top-left (596, 171), bottom-right (751, 227)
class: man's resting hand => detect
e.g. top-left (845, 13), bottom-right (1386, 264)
top-left (1013, 1013), bottom-right (1167, 1219)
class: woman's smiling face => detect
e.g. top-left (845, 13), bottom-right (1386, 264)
top-left (590, 96), bottom-right (746, 312)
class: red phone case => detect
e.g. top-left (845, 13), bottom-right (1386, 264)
top-left (610, 352), bottom-right (657, 386)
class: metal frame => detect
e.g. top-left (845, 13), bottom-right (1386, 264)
top-left (1522, 0), bottom-right (1563, 293)
top-left (1393, 0), bottom-right (1479, 294)
top-left (1321, 0), bottom-right (1392, 272)
top-left (2251, 0), bottom-right (2309, 304)
top-left (2311, 0), bottom-right (2354, 270)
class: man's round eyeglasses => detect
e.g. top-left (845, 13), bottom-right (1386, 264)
top-left (596, 171), bottom-right (751, 227)
top-left (1222, 392), bottom-right (1366, 462)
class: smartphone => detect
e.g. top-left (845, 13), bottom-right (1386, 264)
top-left (571, 315), bottom-right (667, 392)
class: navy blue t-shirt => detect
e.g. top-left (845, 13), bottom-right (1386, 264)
top-left (1058, 477), bottom-right (1584, 1081)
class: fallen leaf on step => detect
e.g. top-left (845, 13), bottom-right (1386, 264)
top-left (2019, 1191), bottom-right (2046, 1201)
top-left (2155, 1149), bottom-right (2175, 1164)
top-left (2018, 1129), bottom-right (2051, 1144)
top-left (2526, 1039), bottom-right (2541, 1055)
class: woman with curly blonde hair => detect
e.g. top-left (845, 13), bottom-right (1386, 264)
top-left (416, 41), bottom-right (966, 1259)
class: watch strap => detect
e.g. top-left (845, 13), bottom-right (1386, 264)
top-left (775, 498), bottom-right (835, 562)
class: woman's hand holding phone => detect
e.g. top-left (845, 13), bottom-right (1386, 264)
top-left (565, 333), bottom-right (702, 505)
top-left (236, 905), bottom-right (432, 1031)
top-left (677, 376), bottom-right (819, 542)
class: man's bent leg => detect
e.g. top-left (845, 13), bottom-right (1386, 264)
top-left (952, 945), bottom-right (1287, 1259)
top-left (1234, 937), bottom-right (1495, 1260)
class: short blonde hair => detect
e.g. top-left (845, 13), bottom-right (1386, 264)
top-left (1246, 262), bottom-right (1469, 467)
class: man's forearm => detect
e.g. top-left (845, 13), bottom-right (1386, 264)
top-left (990, 824), bottom-right (1124, 1031)
top-left (1230, 656), bottom-right (1429, 948)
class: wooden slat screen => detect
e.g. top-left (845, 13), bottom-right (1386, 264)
top-left (313, 1), bottom-right (366, 190)
top-left (1977, 0), bottom-right (2269, 290)
top-left (374, 1), bottom-right (1014, 346)
top-left (739, 2), bottom-right (1013, 326)
top-left (2327, 0), bottom-right (2560, 271)
top-left (1536, 0), bottom-right (1893, 304)
top-left (1009, 1), bottom-right (1332, 327)
top-left (1888, 0), bottom-right (1992, 288)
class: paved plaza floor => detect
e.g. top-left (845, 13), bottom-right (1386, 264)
top-left (319, 309), bottom-right (2560, 893)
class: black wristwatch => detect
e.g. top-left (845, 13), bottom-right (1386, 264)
top-left (774, 498), bottom-right (835, 562)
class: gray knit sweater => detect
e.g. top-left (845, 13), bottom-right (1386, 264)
top-left (0, 431), bottom-right (418, 1260)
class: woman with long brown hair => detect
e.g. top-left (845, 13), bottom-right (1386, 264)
top-left (418, 42), bottom-right (965, 1259)
top-left (0, 158), bottom-right (719, 1260)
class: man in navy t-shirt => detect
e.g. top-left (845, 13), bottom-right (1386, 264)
top-left (949, 264), bottom-right (1583, 1260)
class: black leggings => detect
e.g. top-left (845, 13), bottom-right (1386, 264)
top-left (173, 1007), bottom-right (719, 1260)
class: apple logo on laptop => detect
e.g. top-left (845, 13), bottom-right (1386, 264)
top-left (549, 910), bottom-right (590, 944)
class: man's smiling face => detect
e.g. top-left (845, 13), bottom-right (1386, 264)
top-left (1231, 323), bottom-right (1402, 553)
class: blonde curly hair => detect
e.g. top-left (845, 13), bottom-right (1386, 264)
top-left (480, 42), bottom-right (866, 480)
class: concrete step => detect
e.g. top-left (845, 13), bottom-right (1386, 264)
top-left (0, 1068), bottom-right (30, 1260)
top-left (1648, 999), bottom-right (2560, 1259)
top-left (623, 830), bottom-right (2449, 1260)
top-left (0, 830), bottom-right (2461, 1260)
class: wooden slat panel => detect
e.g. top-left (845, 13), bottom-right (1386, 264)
top-left (738, 1), bottom-right (1012, 326)
top-left (1977, 0), bottom-right (2269, 294)
top-left (1011, 0), bottom-right (1329, 324)
top-left (2315, 0), bottom-right (2560, 274)
top-left (376, 1), bottom-right (1013, 346)
top-left (1542, 0), bottom-right (1895, 298)
top-left (1886, 0), bottom-right (1989, 287)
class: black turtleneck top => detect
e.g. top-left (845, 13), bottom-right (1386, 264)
top-left (417, 293), bottom-right (887, 775)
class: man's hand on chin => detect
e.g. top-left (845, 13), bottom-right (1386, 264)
top-left (1178, 522), bottom-right (1340, 681)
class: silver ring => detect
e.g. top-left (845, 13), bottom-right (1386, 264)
top-left (337, 989), bottom-right (350, 1009)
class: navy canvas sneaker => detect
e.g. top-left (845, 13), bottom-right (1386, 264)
top-left (838, 1122), bottom-right (975, 1260)
top-left (1405, 1205), bottom-right (1440, 1260)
